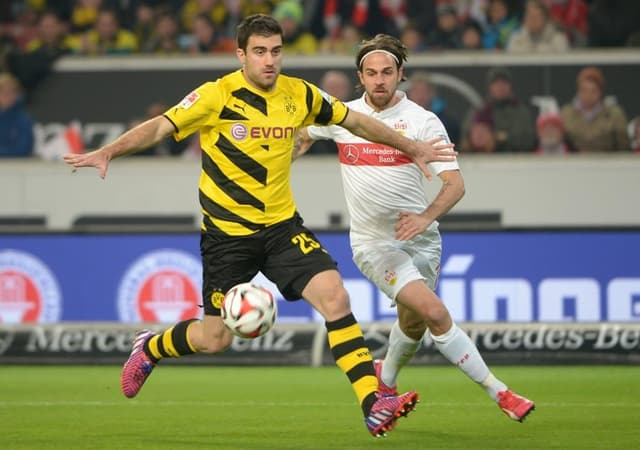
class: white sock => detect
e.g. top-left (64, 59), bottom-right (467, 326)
top-left (381, 320), bottom-right (421, 387)
top-left (430, 323), bottom-right (507, 401)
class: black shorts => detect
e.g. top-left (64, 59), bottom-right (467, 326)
top-left (200, 213), bottom-right (338, 316)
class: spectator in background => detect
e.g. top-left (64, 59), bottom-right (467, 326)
top-left (560, 66), bottom-right (630, 152)
top-left (320, 22), bottom-right (364, 55)
top-left (69, 0), bottom-right (103, 33)
top-left (7, 9), bottom-right (72, 95)
top-left (588, 0), bottom-right (640, 48)
top-left (464, 66), bottom-right (536, 152)
top-left (241, 0), bottom-right (275, 18)
top-left (0, 72), bottom-right (34, 157)
top-left (406, 71), bottom-right (460, 144)
top-left (180, 0), bottom-right (229, 36)
top-left (482, 0), bottom-right (519, 49)
top-left (185, 13), bottom-right (236, 54)
top-left (141, 11), bottom-right (181, 54)
top-left (544, 0), bottom-right (588, 47)
top-left (507, 0), bottom-right (569, 53)
top-left (450, 0), bottom-right (490, 27)
top-left (424, 4), bottom-right (462, 50)
top-left (460, 110), bottom-right (497, 153)
top-left (307, 69), bottom-right (354, 155)
top-left (0, 3), bottom-right (40, 52)
top-left (131, 2), bottom-right (156, 49)
top-left (322, 0), bottom-right (407, 39)
top-left (68, 8), bottom-right (138, 54)
top-left (25, 10), bottom-right (73, 54)
top-left (535, 113), bottom-right (570, 155)
top-left (319, 69), bottom-right (354, 102)
top-left (400, 23), bottom-right (427, 53)
top-left (404, 0), bottom-right (438, 37)
top-left (460, 19), bottom-right (484, 50)
top-left (273, 0), bottom-right (317, 55)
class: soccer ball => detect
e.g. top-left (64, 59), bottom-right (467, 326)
top-left (221, 282), bottom-right (277, 339)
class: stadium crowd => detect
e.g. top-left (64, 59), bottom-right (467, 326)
top-left (0, 0), bottom-right (639, 157)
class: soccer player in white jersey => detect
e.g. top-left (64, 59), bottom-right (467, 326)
top-left (295, 34), bottom-right (535, 422)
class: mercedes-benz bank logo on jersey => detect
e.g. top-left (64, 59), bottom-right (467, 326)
top-left (117, 250), bottom-right (202, 323)
top-left (438, 254), bottom-right (640, 322)
top-left (343, 144), bottom-right (359, 163)
top-left (0, 250), bottom-right (61, 323)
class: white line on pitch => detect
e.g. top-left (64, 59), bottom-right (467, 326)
top-left (0, 401), bottom-right (638, 408)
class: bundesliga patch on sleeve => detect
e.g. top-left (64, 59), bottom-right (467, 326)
top-left (179, 91), bottom-right (200, 109)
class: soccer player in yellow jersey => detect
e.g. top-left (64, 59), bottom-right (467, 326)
top-left (64, 14), bottom-right (456, 437)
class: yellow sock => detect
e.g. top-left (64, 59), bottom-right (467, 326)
top-left (326, 313), bottom-right (378, 416)
top-left (144, 319), bottom-right (198, 362)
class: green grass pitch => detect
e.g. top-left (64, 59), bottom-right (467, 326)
top-left (0, 365), bottom-right (638, 449)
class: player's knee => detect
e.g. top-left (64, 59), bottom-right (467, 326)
top-left (414, 300), bottom-right (451, 326)
top-left (322, 285), bottom-right (351, 315)
top-left (317, 284), bottom-right (351, 320)
top-left (400, 316), bottom-right (428, 340)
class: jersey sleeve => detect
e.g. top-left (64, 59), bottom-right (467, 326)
top-left (164, 82), bottom-right (222, 141)
top-left (420, 113), bottom-right (460, 175)
top-left (301, 81), bottom-right (349, 127)
top-left (306, 124), bottom-right (337, 141)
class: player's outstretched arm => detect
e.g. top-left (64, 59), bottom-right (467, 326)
top-left (63, 116), bottom-right (175, 179)
top-left (339, 110), bottom-right (456, 180)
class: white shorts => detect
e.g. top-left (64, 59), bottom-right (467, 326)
top-left (351, 229), bottom-right (442, 306)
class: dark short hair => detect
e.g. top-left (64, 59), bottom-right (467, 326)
top-left (236, 14), bottom-right (283, 51)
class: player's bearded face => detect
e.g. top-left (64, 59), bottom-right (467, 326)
top-left (237, 34), bottom-right (283, 92)
top-left (358, 52), bottom-right (402, 111)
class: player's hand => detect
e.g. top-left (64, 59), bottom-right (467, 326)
top-left (63, 148), bottom-right (111, 179)
top-left (411, 138), bottom-right (457, 181)
top-left (395, 211), bottom-right (430, 241)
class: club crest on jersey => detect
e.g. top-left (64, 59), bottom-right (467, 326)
top-left (179, 91), bottom-right (200, 109)
top-left (384, 270), bottom-right (397, 286)
top-left (231, 123), bottom-right (248, 141)
top-left (393, 120), bottom-right (408, 130)
top-left (117, 249), bottom-right (203, 323)
top-left (284, 95), bottom-right (297, 115)
top-left (0, 250), bottom-right (61, 324)
top-left (211, 290), bottom-right (224, 309)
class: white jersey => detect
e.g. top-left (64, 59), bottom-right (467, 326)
top-left (307, 91), bottom-right (459, 244)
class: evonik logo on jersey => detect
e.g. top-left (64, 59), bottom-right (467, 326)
top-left (117, 249), bottom-right (203, 323)
top-left (0, 250), bottom-right (61, 324)
top-left (230, 124), bottom-right (295, 141)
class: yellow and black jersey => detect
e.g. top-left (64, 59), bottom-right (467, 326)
top-left (164, 70), bottom-right (348, 236)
